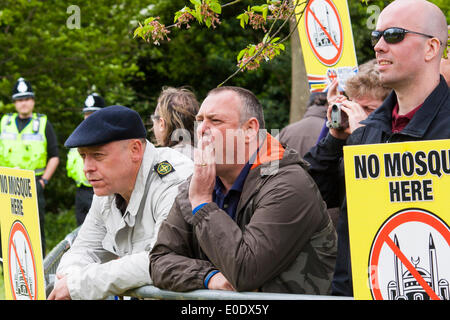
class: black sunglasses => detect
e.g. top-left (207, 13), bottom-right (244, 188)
top-left (371, 27), bottom-right (435, 47)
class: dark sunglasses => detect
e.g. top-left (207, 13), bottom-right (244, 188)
top-left (371, 27), bottom-right (435, 47)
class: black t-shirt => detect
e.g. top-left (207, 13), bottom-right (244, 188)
top-left (15, 115), bottom-right (59, 158)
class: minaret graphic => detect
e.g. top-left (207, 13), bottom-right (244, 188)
top-left (429, 234), bottom-right (439, 293)
top-left (13, 239), bottom-right (34, 298)
top-left (311, 4), bottom-right (338, 48)
top-left (393, 235), bottom-right (405, 299)
top-left (387, 233), bottom-right (449, 300)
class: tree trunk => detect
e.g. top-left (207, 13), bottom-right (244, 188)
top-left (289, 16), bottom-right (310, 124)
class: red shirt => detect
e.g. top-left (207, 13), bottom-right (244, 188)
top-left (391, 103), bottom-right (423, 133)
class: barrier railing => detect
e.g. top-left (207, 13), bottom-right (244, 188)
top-left (43, 228), bottom-right (353, 300)
top-left (43, 227), bottom-right (80, 297)
top-left (124, 285), bottom-right (352, 300)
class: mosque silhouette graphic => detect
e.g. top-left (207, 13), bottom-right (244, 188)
top-left (387, 234), bottom-right (449, 300)
top-left (311, 5), bottom-right (338, 48)
top-left (13, 240), bottom-right (34, 298)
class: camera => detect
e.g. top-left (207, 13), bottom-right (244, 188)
top-left (329, 103), bottom-right (344, 129)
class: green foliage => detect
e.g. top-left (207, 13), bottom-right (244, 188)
top-left (237, 4), bottom-right (269, 29)
top-left (349, 0), bottom-right (387, 64)
top-left (0, 0), bottom-right (292, 245)
top-left (0, 1), bottom-right (148, 214)
top-left (132, 0), bottom-right (292, 130)
top-left (237, 35), bottom-right (285, 71)
top-left (45, 208), bottom-right (78, 253)
top-left (135, 0), bottom-right (298, 73)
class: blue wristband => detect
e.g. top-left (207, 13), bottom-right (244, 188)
top-left (192, 202), bottom-right (208, 215)
top-left (204, 270), bottom-right (220, 288)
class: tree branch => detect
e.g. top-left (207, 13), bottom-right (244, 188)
top-left (222, 0), bottom-right (244, 8)
top-left (218, 0), bottom-right (309, 87)
top-left (279, 0), bottom-right (307, 43)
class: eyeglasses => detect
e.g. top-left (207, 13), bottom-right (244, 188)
top-left (151, 114), bottom-right (160, 121)
top-left (371, 27), bottom-right (436, 47)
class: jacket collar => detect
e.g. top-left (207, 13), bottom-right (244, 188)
top-left (121, 140), bottom-right (155, 227)
top-left (361, 76), bottom-right (449, 138)
top-left (237, 134), bottom-right (307, 215)
top-left (250, 133), bottom-right (285, 170)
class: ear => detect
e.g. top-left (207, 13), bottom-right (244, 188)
top-left (242, 117), bottom-right (260, 144)
top-left (129, 139), bottom-right (144, 161)
top-left (159, 117), bottom-right (166, 130)
top-left (424, 38), bottom-right (442, 62)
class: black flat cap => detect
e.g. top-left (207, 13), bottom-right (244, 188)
top-left (65, 105), bottom-right (147, 148)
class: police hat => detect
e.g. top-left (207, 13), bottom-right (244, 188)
top-left (12, 77), bottom-right (35, 100)
top-left (65, 105), bottom-right (147, 148)
top-left (82, 93), bottom-right (105, 113)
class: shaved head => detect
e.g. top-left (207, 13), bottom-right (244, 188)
top-left (374, 0), bottom-right (447, 109)
top-left (380, 0), bottom-right (448, 55)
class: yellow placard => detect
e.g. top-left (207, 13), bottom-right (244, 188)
top-left (295, 0), bottom-right (358, 92)
top-left (0, 167), bottom-right (45, 300)
top-left (344, 140), bottom-right (450, 300)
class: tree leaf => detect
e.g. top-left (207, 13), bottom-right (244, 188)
top-left (144, 17), bottom-right (155, 25)
top-left (133, 26), bottom-right (142, 38)
top-left (190, 0), bottom-right (202, 7)
top-left (237, 48), bottom-right (247, 61)
top-left (209, 1), bottom-right (222, 14)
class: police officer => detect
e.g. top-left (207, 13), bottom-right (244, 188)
top-left (0, 77), bottom-right (59, 255)
top-left (48, 105), bottom-right (193, 300)
top-left (66, 93), bottom-right (105, 225)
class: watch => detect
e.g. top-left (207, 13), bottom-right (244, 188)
top-left (42, 178), bottom-right (49, 185)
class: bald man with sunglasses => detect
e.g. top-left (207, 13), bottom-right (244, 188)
top-left (303, 0), bottom-right (449, 297)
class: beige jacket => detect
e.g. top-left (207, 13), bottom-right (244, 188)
top-left (56, 141), bottom-right (193, 299)
top-left (171, 142), bottom-right (194, 160)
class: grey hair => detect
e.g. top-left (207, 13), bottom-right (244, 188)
top-left (207, 86), bottom-right (265, 129)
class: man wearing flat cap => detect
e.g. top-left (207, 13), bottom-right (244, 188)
top-left (66, 93), bottom-right (106, 226)
top-left (48, 105), bottom-right (193, 300)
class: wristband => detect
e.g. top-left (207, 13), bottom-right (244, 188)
top-left (204, 270), bottom-right (220, 288)
top-left (192, 202), bottom-right (208, 215)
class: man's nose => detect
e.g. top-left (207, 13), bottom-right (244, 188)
top-left (83, 157), bottom-right (95, 173)
top-left (196, 120), bottom-right (208, 137)
top-left (374, 36), bottom-right (388, 53)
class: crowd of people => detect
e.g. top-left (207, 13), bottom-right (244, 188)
top-left (0, 0), bottom-right (448, 300)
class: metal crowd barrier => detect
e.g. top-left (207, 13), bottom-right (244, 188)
top-left (43, 227), bottom-right (80, 297)
top-left (43, 228), bottom-right (353, 300)
top-left (124, 285), bottom-right (352, 300)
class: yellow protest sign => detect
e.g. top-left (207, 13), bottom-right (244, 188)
top-left (0, 167), bottom-right (45, 300)
top-left (344, 140), bottom-right (450, 300)
top-left (295, 0), bottom-right (358, 92)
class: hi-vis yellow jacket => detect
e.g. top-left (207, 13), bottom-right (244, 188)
top-left (0, 113), bottom-right (47, 175)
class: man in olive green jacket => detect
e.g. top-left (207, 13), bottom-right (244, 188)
top-left (150, 86), bottom-right (337, 294)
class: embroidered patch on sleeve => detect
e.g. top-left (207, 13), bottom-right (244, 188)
top-left (154, 160), bottom-right (175, 178)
